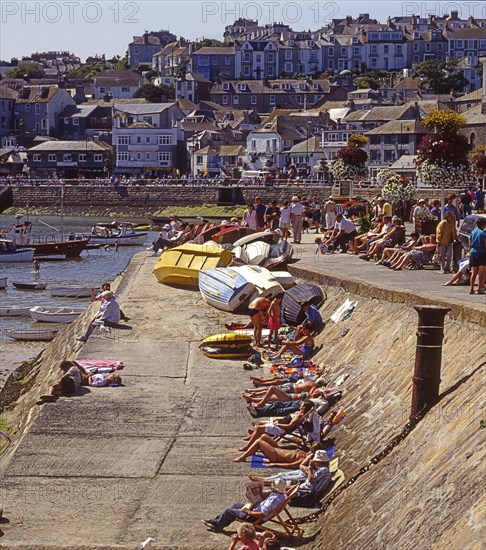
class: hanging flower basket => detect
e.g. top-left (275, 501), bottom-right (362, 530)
top-left (381, 174), bottom-right (416, 203)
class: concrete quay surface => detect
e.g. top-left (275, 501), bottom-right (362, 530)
top-left (0, 235), bottom-right (483, 549)
top-left (0, 254), bottom-right (270, 549)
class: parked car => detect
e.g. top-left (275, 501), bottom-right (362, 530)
top-left (458, 215), bottom-right (485, 252)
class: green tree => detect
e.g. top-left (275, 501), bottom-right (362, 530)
top-left (6, 64), bottom-right (46, 79)
top-left (412, 59), bottom-right (468, 93)
top-left (66, 61), bottom-right (107, 79)
top-left (134, 64), bottom-right (152, 74)
top-left (195, 38), bottom-right (225, 49)
top-left (353, 75), bottom-right (380, 90)
top-left (113, 56), bottom-right (129, 70)
top-left (133, 83), bottom-right (175, 102)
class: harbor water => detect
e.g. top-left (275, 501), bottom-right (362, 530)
top-left (0, 214), bottom-right (155, 383)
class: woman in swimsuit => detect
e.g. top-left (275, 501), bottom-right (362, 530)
top-left (234, 436), bottom-right (321, 467)
top-left (243, 382), bottom-right (325, 408)
top-left (267, 324), bottom-right (315, 360)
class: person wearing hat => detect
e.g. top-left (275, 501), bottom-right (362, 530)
top-left (290, 196), bottom-right (305, 243)
top-left (202, 478), bottom-right (289, 532)
top-left (322, 196), bottom-right (337, 231)
top-left (249, 448), bottom-right (331, 502)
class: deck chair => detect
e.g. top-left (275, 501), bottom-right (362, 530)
top-left (240, 484), bottom-right (305, 539)
top-left (273, 409), bottom-right (315, 446)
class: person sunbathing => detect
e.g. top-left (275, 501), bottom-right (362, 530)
top-left (392, 236), bottom-right (437, 271)
top-left (243, 381), bottom-right (326, 408)
top-left (266, 325), bottom-right (314, 359)
top-left (246, 375), bottom-right (324, 394)
top-left (378, 232), bottom-right (420, 266)
top-left (350, 216), bottom-right (386, 253)
top-left (249, 368), bottom-right (323, 388)
top-left (365, 217), bottom-right (404, 259)
top-left (240, 400), bottom-right (314, 451)
top-left (234, 435), bottom-right (322, 466)
top-left (37, 360), bottom-right (88, 403)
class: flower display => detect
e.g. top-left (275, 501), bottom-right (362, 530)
top-left (331, 158), bottom-right (368, 180)
top-left (381, 173), bottom-right (416, 202)
top-left (414, 208), bottom-right (438, 222)
top-left (416, 109), bottom-right (470, 188)
top-left (471, 146), bottom-right (486, 177)
top-left (376, 169), bottom-right (397, 187)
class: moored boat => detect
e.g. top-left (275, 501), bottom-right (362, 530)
top-left (0, 240), bottom-right (35, 263)
top-left (49, 286), bottom-right (92, 298)
top-left (0, 276), bottom-right (7, 289)
top-left (0, 306), bottom-right (31, 317)
top-left (87, 222), bottom-right (147, 246)
top-left (29, 306), bottom-right (85, 323)
top-left (3, 218), bottom-right (88, 259)
top-left (153, 243), bottom-right (233, 287)
top-left (13, 281), bottom-right (47, 290)
top-left (211, 226), bottom-right (255, 245)
top-left (199, 267), bottom-right (256, 312)
top-left (3, 328), bottom-right (59, 341)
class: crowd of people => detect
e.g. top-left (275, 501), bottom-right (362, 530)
top-left (201, 301), bottom-right (346, 548)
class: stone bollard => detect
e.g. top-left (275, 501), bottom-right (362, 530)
top-left (410, 305), bottom-right (451, 420)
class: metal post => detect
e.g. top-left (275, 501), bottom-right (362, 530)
top-left (411, 305), bottom-right (450, 419)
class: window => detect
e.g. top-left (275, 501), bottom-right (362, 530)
top-left (136, 153), bottom-right (142, 160)
top-left (117, 136), bottom-right (130, 145)
top-left (121, 87), bottom-right (130, 92)
top-left (73, 118), bottom-right (79, 126)
top-left (63, 154), bottom-right (72, 162)
top-left (384, 45), bottom-right (389, 54)
top-left (25, 104), bottom-right (31, 112)
top-left (158, 152), bottom-right (172, 164)
top-left (48, 154), bottom-right (56, 162)
top-left (353, 47), bottom-right (360, 55)
top-left (157, 135), bottom-right (173, 145)
top-left (285, 50), bottom-right (292, 60)
top-left (244, 53), bottom-right (251, 62)
top-left (341, 47), bottom-right (347, 57)
top-left (134, 46), bottom-right (139, 54)
top-left (64, 117), bottom-right (70, 124)
top-left (328, 48), bottom-right (334, 56)
top-left (267, 66), bottom-right (274, 77)
top-left (285, 63), bottom-right (293, 73)
top-left (117, 151), bottom-right (129, 161)
top-left (244, 66), bottom-right (251, 76)
top-left (222, 95), bottom-right (229, 105)
top-left (79, 153), bottom-right (86, 162)
top-left (144, 136), bottom-right (151, 143)
top-left (41, 119), bottom-right (47, 129)
top-left (33, 154), bottom-right (41, 162)
top-left (438, 43), bottom-right (443, 51)
top-left (233, 95), bottom-right (239, 104)
top-left (238, 83), bottom-right (246, 91)
top-left (145, 152), bottom-right (151, 160)
top-left (256, 54), bottom-right (262, 63)
top-left (426, 43), bottom-right (431, 52)
top-left (35, 104), bottom-right (41, 114)
top-left (269, 95), bottom-right (275, 105)
top-left (414, 42), bottom-right (420, 51)
top-left (251, 140), bottom-right (256, 150)
top-left (396, 45), bottom-right (402, 54)
top-left (142, 116), bottom-right (152, 124)
top-left (225, 56), bottom-right (231, 65)
top-left (268, 53), bottom-right (274, 62)
top-left (251, 95), bottom-right (257, 105)
top-left (328, 60), bottom-right (334, 69)
top-left (212, 57), bottom-right (218, 65)
top-left (196, 155), bottom-right (203, 164)
top-left (222, 82), bottom-right (230, 91)
top-left (94, 154), bottom-right (103, 162)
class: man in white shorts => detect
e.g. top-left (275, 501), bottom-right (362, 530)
top-left (322, 196), bottom-right (337, 230)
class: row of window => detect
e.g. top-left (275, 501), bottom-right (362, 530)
top-left (117, 135), bottom-right (173, 145)
top-left (32, 153), bottom-right (104, 162)
top-left (117, 152), bottom-right (172, 163)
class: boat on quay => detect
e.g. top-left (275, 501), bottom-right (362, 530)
top-left (198, 267), bottom-right (255, 312)
top-left (2, 217), bottom-right (88, 259)
top-left (85, 222), bottom-right (147, 246)
top-left (0, 239), bottom-right (35, 263)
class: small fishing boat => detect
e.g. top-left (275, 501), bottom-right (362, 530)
top-left (199, 267), bottom-right (256, 312)
top-left (3, 328), bottom-right (59, 341)
top-left (229, 232), bottom-right (293, 269)
top-left (232, 265), bottom-right (284, 301)
top-left (49, 286), bottom-right (92, 298)
top-left (0, 240), bottom-right (35, 263)
top-left (29, 306), bottom-right (85, 323)
top-left (262, 239), bottom-right (293, 269)
top-left (192, 224), bottom-right (235, 245)
top-left (0, 306), bottom-right (31, 317)
top-left (153, 243), bottom-right (233, 287)
top-left (13, 281), bottom-right (47, 290)
top-left (0, 277), bottom-right (7, 289)
top-left (87, 222), bottom-right (147, 246)
top-left (282, 284), bottom-right (325, 326)
top-left (233, 241), bottom-right (272, 266)
top-left (4, 217), bottom-right (88, 259)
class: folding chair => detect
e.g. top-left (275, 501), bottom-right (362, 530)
top-left (248, 484), bottom-right (305, 539)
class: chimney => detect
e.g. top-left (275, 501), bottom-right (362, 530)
top-left (345, 16), bottom-right (352, 25)
top-left (450, 10), bottom-right (458, 19)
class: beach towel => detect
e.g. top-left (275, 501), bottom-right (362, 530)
top-left (330, 300), bottom-right (358, 323)
top-left (250, 454), bottom-right (280, 468)
top-left (76, 360), bottom-right (124, 370)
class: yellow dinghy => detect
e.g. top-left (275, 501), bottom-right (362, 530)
top-left (152, 243), bottom-right (233, 287)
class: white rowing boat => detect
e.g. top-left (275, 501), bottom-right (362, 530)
top-left (49, 286), bottom-right (92, 298)
top-left (3, 328), bottom-right (59, 341)
top-left (29, 306), bottom-right (86, 323)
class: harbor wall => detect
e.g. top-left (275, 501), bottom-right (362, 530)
top-left (0, 257), bottom-right (483, 548)
top-left (2, 184), bottom-right (459, 216)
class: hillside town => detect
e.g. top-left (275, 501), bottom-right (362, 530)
top-left (0, 12), bottom-right (485, 183)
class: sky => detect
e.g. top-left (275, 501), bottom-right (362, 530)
top-left (1, 1), bottom-right (483, 62)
